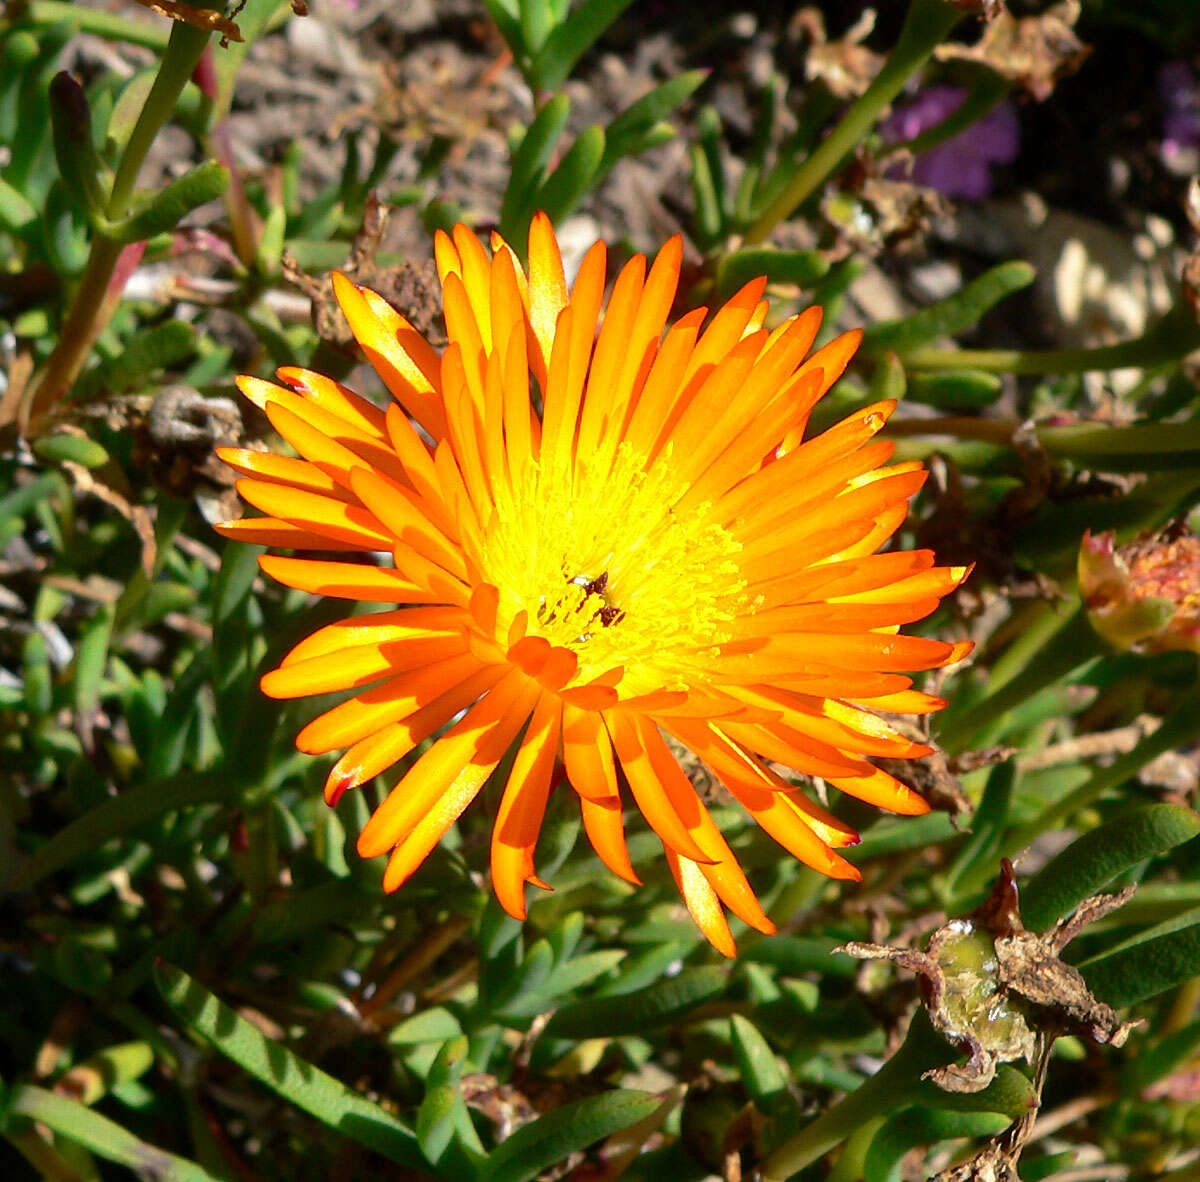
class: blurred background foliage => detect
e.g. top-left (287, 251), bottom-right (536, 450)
top-left (4, 0), bottom-right (1200, 1178)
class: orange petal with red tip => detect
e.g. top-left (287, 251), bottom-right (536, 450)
top-left (275, 367), bottom-right (389, 438)
top-left (324, 665), bottom-right (504, 801)
top-left (491, 694), bottom-right (562, 919)
top-left (297, 651), bottom-right (482, 754)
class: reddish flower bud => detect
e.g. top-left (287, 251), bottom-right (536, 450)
top-left (1079, 526), bottom-right (1200, 654)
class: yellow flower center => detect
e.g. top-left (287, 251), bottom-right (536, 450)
top-left (477, 444), bottom-right (747, 692)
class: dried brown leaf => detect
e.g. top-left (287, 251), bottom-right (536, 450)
top-left (793, 8), bottom-right (883, 101)
top-left (132, 0), bottom-right (243, 42)
top-left (935, 0), bottom-right (1089, 102)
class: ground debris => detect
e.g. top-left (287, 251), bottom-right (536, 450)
top-left (282, 194), bottom-right (444, 350)
top-left (792, 8), bottom-right (883, 101)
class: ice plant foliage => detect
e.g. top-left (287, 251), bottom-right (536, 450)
top-left (217, 216), bottom-right (971, 955)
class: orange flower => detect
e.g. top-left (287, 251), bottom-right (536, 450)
top-left (217, 216), bottom-right (971, 955)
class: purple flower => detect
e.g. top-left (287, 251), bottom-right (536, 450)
top-left (1159, 62), bottom-right (1200, 167)
top-left (879, 84), bottom-right (1020, 201)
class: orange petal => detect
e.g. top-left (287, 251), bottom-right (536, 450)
top-left (620, 308), bottom-right (706, 457)
top-left (296, 650), bottom-right (483, 754)
top-left (213, 518), bottom-right (367, 552)
top-left (217, 447), bottom-right (354, 501)
top-left (562, 704), bottom-right (620, 802)
top-left (324, 664), bottom-right (504, 802)
top-left (607, 711), bottom-right (719, 864)
top-left (491, 693), bottom-right (562, 919)
top-left (331, 272), bottom-right (447, 438)
top-left (580, 793), bottom-right (640, 884)
top-left (261, 632), bottom-right (467, 699)
top-left (576, 251), bottom-right (647, 460)
top-left (235, 479), bottom-right (392, 551)
top-left (281, 606), bottom-right (470, 667)
top-left (854, 689), bottom-right (947, 714)
top-left (665, 849), bottom-right (736, 958)
top-left (258, 555), bottom-right (436, 603)
top-left (829, 766), bottom-right (930, 815)
top-left (681, 276), bottom-right (768, 388)
top-left (540, 241), bottom-right (606, 474)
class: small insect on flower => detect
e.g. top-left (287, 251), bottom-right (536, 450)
top-left (216, 215), bottom-right (972, 955)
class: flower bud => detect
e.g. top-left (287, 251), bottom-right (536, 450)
top-left (1079, 526), bottom-right (1200, 654)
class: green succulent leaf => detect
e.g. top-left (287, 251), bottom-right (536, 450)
top-left (73, 321), bottom-right (196, 403)
top-left (9, 769), bottom-right (234, 891)
top-left (530, 0), bottom-right (637, 92)
top-left (862, 261), bottom-right (1035, 358)
top-left (155, 964), bottom-right (424, 1167)
top-left (0, 174), bottom-right (38, 235)
top-left (914, 1064), bottom-right (1037, 1120)
top-left (729, 1014), bottom-right (788, 1108)
top-left (112, 160), bottom-right (229, 244)
top-left (536, 125), bottom-right (605, 225)
top-left (1022, 804), bottom-right (1200, 932)
top-left (500, 94), bottom-right (571, 248)
top-left (482, 1090), bottom-right (658, 1182)
top-left (32, 432), bottom-right (110, 468)
top-left (543, 966), bottom-right (727, 1039)
top-left (864, 1109), bottom-right (1012, 1182)
top-left (715, 247), bottom-right (831, 298)
top-left (6, 1084), bottom-right (220, 1181)
top-left (906, 369), bottom-right (1003, 409)
top-left (1083, 919), bottom-right (1200, 1008)
top-left (600, 70), bottom-right (707, 175)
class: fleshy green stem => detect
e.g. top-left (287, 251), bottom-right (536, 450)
top-left (21, 236), bottom-right (123, 430)
top-left (107, 23), bottom-right (211, 219)
top-left (937, 607), bottom-right (1096, 756)
top-left (1008, 675), bottom-right (1200, 851)
top-left (903, 307), bottom-right (1200, 374)
top-left (885, 417), bottom-right (1200, 459)
top-left (761, 1009), bottom-right (954, 1180)
top-left (24, 21), bottom-right (211, 432)
top-left (742, 0), bottom-right (962, 246)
